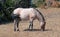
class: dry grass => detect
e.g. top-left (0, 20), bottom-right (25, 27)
top-left (0, 8), bottom-right (60, 37)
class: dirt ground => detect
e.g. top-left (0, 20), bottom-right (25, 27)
top-left (0, 8), bottom-right (60, 37)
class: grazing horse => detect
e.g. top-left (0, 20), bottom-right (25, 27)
top-left (12, 8), bottom-right (46, 31)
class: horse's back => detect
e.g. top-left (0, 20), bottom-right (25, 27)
top-left (13, 8), bottom-right (37, 20)
top-left (20, 8), bottom-right (35, 19)
top-left (13, 8), bottom-right (33, 14)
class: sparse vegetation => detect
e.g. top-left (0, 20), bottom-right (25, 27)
top-left (0, 0), bottom-right (60, 23)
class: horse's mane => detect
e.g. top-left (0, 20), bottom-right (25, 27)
top-left (34, 8), bottom-right (45, 22)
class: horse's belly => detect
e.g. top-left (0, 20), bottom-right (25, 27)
top-left (20, 15), bottom-right (29, 20)
top-left (20, 13), bottom-right (29, 20)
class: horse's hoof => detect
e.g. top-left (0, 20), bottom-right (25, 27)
top-left (30, 29), bottom-right (33, 31)
top-left (17, 29), bottom-right (19, 31)
top-left (29, 28), bottom-right (33, 31)
top-left (14, 29), bottom-right (16, 31)
top-left (41, 29), bottom-right (45, 31)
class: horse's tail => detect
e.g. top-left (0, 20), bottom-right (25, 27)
top-left (34, 8), bottom-right (46, 23)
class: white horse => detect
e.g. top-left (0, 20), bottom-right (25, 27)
top-left (12, 8), bottom-right (46, 31)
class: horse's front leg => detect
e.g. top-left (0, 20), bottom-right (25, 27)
top-left (29, 18), bottom-right (33, 30)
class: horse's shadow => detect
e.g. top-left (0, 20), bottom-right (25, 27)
top-left (24, 29), bottom-right (52, 31)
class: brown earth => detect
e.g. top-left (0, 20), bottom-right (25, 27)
top-left (0, 8), bottom-right (60, 37)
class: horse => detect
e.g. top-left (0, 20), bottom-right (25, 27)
top-left (12, 8), bottom-right (46, 31)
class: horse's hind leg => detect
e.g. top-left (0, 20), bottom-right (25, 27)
top-left (14, 16), bottom-right (20, 31)
top-left (16, 18), bottom-right (20, 31)
top-left (14, 19), bottom-right (17, 31)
